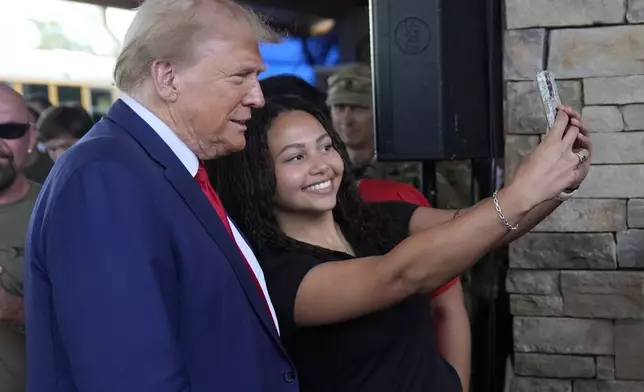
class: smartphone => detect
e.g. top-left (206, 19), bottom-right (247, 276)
top-left (536, 70), bottom-right (561, 129)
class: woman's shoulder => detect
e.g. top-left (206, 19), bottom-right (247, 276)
top-left (368, 201), bottom-right (421, 227)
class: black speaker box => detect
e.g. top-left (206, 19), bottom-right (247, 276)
top-left (369, 0), bottom-right (503, 161)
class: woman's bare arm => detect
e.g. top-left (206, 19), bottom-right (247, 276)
top-left (407, 198), bottom-right (562, 247)
top-left (293, 110), bottom-right (586, 327)
top-left (294, 185), bottom-right (532, 326)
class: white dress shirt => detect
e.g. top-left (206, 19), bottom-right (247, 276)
top-left (121, 95), bottom-right (280, 334)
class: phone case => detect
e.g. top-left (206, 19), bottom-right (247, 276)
top-left (536, 70), bottom-right (561, 129)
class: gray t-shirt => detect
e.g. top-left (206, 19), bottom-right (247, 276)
top-left (0, 181), bottom-right (41, 392)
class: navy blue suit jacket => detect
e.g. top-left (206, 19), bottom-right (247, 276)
top-left (25, 100), bottom-right (298, 392)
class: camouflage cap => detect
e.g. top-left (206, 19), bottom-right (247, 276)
top-left (326, 63), bottom-right (372, 108)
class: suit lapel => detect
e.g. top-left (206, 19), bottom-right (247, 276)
top-left (163, 166), bottom-right (280, 340)
top-left (105, 100), bottom-right (281, 343)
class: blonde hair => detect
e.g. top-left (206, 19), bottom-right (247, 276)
top-left (114, 0), bottom-right (278, 94)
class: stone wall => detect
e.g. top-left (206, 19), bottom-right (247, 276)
top-left (503, 1), bottom-right (644, 391)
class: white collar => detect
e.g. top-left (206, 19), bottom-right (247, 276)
top-left (120, 94), bottom-right (199, 177)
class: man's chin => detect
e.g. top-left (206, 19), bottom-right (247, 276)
top-left (225, 139), bottom-right (247, 154)
top-left (209, 141), bottom-right (247, 159)
top-left (0, 166), bottom-right (17, 193)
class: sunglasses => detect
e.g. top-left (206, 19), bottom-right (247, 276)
top-left (0, 123), bottom-right (31, 140)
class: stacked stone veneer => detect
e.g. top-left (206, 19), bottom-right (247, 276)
top-left (503, 0), bottom-right (644, 391)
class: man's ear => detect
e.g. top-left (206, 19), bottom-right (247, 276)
top-left (28, 123), bottom-right (37, 154)
top-left (150, 60), bottom-right (180, 103)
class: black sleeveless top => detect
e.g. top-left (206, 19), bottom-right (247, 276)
top-left (261, 202), bottom-right (462, 392)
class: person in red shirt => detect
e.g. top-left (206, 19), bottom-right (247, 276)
top-left (358, 177), bottom-right (470, 391)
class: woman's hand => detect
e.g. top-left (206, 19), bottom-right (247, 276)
top-left (560, 106), bottom-right (592, 190)
top-left (507, 108), bottom-right (589, 209)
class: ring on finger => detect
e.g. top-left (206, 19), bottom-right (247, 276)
top-left (575, 151), bottom-right (587, 164)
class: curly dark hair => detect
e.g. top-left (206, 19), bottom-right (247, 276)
top-left (207, 94), bottom-right (398, 258)
top-left (260, 75), bottom-right (328, 115)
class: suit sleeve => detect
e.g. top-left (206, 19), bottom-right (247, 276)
top-left (43, 161), bottom-right (188, 392)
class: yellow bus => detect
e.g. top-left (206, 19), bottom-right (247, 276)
top-left (1, 78), bottom-right (118, 120)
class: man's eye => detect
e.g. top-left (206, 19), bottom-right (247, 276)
top-left (235, 71), bottom-right (256, 79)
top-left (231, 73), bottom-right (251, 84)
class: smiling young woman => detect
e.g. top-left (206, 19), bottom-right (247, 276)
top-left (207, 93), bottom-right (590, 392)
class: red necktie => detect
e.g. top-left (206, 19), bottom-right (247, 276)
top-left (194, 162), bottom-right (277, 331)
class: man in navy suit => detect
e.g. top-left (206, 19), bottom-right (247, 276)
top-left (24, 1), bottom-right (298, 391)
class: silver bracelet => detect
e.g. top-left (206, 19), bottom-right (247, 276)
top-left (493, 190), bottom-right (519, 231)
top-left (554, 188), bottom-right (577, 201)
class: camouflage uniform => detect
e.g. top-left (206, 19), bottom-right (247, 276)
top-left (361, 159), bottom-right (473, 210)
top-left (361, 158), bottom-right (423, 191)
top-left (327, 64), bottom-right (473, 210)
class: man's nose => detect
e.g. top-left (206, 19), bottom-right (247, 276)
top-left (0, 141), bottom-right (11, 157)
top-left (340, 107), bottom-right (354, 122)
top-left (244, 79), bottom-right (265, 108)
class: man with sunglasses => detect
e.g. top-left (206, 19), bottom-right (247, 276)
top-left (0, 84), bottom-right (40, 392)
